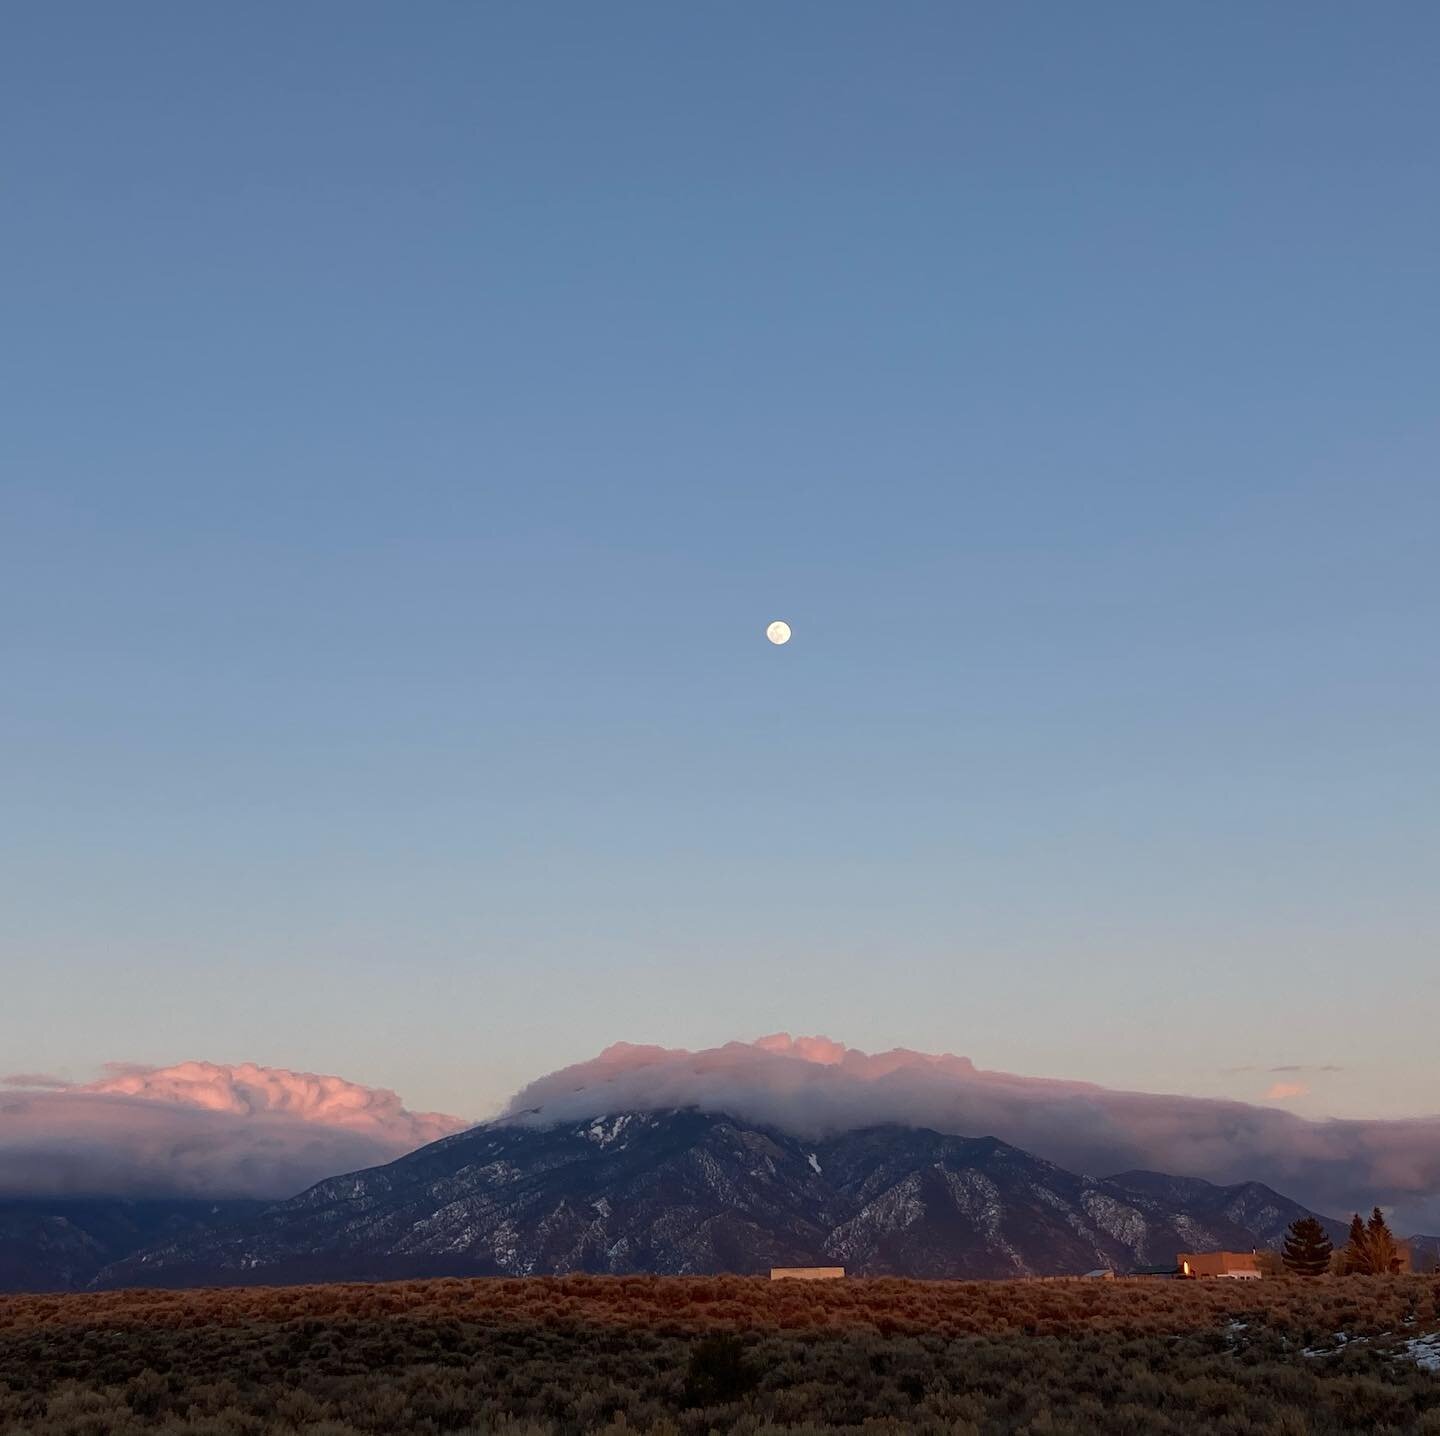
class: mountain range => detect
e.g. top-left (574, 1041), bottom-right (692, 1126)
top-left (43, 1109), bottom-right (1351, 1292)
top-left (0, 1197), bottom-right (263, 1293)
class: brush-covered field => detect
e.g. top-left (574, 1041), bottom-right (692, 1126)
top-left (4, 1274), bottom-right (1440, 1435)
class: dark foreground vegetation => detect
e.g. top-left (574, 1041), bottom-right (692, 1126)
top-left (5, 1274), bottom-right (1440, 1435)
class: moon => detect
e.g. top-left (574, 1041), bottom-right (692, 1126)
top-left (766, 620), bottom-right (792, 645)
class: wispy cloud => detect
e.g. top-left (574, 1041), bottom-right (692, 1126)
top-left (1222, 1064), bottom-right (1345, 1075)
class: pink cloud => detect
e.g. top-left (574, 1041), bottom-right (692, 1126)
top-left (502, 1035), bottom-right (1440, 1232)
top-left (1265, 1082), bottom-right (1310, 1101)
top-left (753, 1033), bottom-right (849, 1066)
top-left (82, 1060), bottom-right (460, 1147)
top-left (10, 1040), bottom-right (1437, 1234)
top-left (0, 1061), bottom-right (468, 1200)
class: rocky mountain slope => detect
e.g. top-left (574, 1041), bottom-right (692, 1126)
top-left (0, 1198), bottom-right (263, 1292)
top-left (92, 1110), bottom-right (1341, 1288)
top-left (1407, 1234), bottom-right (1440, 1272)
top-left (1105, 1170), bottom-right (1349, 1250)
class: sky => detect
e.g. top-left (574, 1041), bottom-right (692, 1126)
top-left (2, 3), bottom-right (1436, 1126)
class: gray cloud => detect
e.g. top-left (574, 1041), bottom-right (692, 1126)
top-left (10, 1043), bottom-right (1434, 1234)
top-left (502, 1036), bottom-right (1440, 1233)
top-left (0, 1061), bottom-right (468, 1200)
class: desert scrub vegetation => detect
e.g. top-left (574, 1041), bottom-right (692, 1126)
top-left (3, 1275), bottom-right (1440, 1433)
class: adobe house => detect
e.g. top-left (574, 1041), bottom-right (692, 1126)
top-left (769, 1266), bottom-right (845, 1281)
top-left (1178, 1250), bottom-right (1261, 1279)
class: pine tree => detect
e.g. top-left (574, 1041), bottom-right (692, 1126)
top-left (1341, 1207), bottom-right (1404, 1274)
top-left (1281, 1215), bottom-right (1334, 1276)
top-left (1342, 1213), bottom-right (1370, 1274)
top-left (1365, 1206), bottom-right (1403, 1274)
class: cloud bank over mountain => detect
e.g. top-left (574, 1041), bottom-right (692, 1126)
top-left (8, 1040), bottom-right (1438, 1232)
top-left (0, 1061), bottom-right (467, 1199)
top-left (503, 1034), bottom-right (1440, 1231)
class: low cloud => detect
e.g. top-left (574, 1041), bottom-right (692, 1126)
top-left (502, 1035), bottom-right (1440, 1233)
top-left (11, 1042), bottom-right (1438, 1232)
top-left (0, 1062), bottom-right (468, 1200)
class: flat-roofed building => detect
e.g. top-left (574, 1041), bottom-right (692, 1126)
top-left (769, 1266), bottom-right (845, 1281)
top-left (1178, 1250), bottom-right (1261, 1279)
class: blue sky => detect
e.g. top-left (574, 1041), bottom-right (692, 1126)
top-left (2, 2), bottom-right (1436, 1121)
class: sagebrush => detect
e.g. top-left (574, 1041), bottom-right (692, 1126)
top-left (4, 1274), bottom-right (1440, 1434)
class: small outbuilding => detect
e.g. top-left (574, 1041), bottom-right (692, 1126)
top-left (769, 1266), bottom-right (845, 1281)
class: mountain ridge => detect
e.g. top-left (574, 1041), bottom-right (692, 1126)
top-left (88, 1109), bottom-right (1345, 1289)
top-left (0, 1197), bottom-right (264, 1293)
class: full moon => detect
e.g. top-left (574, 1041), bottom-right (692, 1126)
top-left (766, 620), bottom-right (792, 645)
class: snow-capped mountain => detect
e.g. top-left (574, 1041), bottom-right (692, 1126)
top-left (91, 1110), bottom-right (1343, 1288)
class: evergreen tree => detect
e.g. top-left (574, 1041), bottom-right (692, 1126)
top-left (1281, 1215), bottom-right (1334, 1276)
top-left (1341, 1207), bottom-right (1404, 1274)
top-left (1341, 1213), bottom-right (1370, 1274)
top-left (1365, 1206), bottom-right (1403, 1274)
